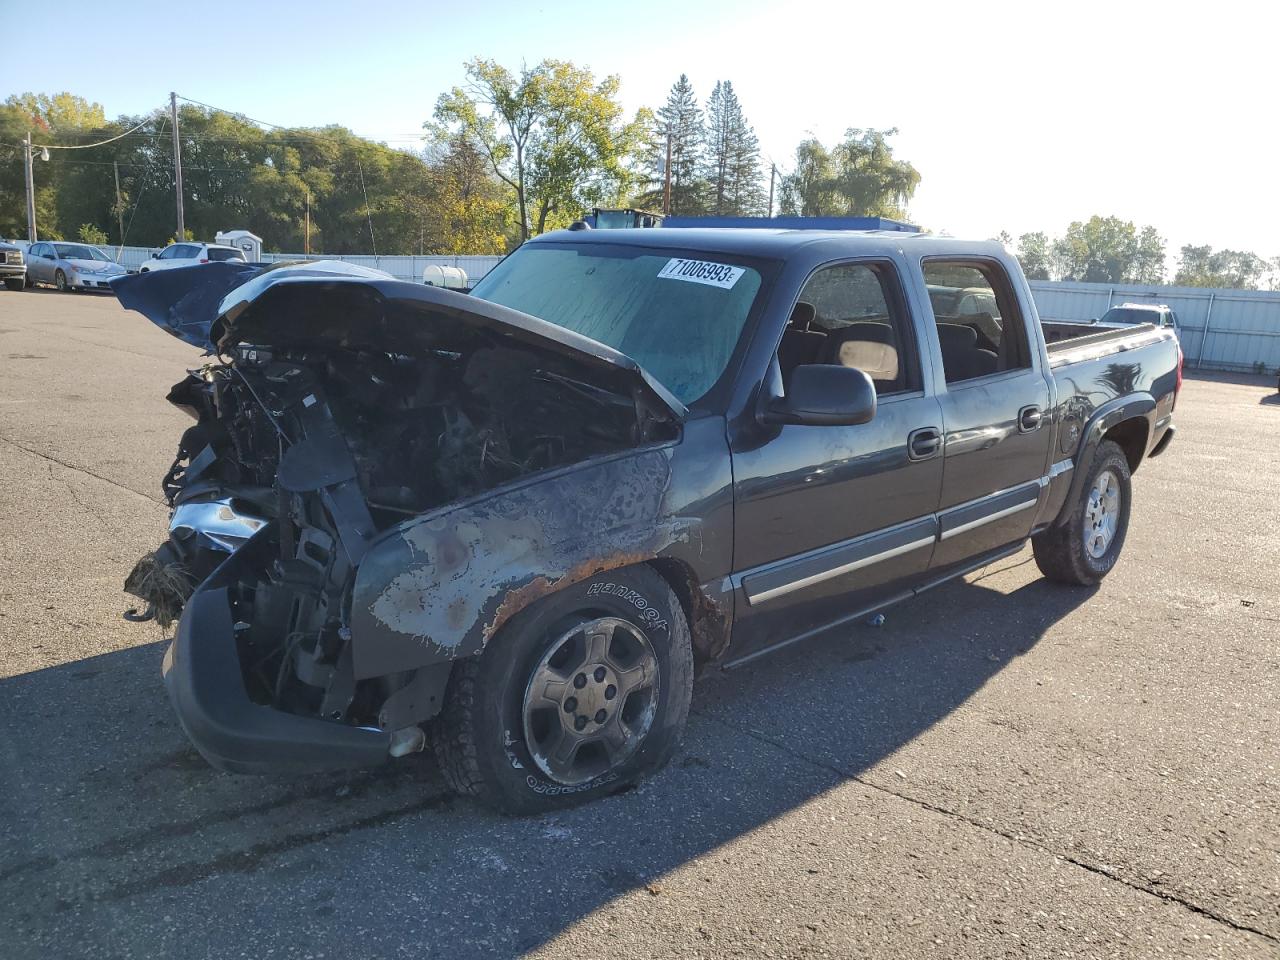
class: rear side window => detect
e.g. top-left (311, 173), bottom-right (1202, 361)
top-left (782, 261), bottom-right (918, 396)
top-left (922, 260), bottom-right (1030, 384)
top-left (208, 248), bottom-right (245, 262)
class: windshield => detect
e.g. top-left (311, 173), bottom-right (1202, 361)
top-left (1101, 307), bottom-right (1160, 325)
top-left (53, 244), bottom-right (110, 262)
top-left (471, 242), bottom-right (766, 404)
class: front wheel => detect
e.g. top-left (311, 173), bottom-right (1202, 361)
top-left (3, 278), bottom-right (22, 292)
top-left (432, 565), bottom-right (693, 814)
top-left (55, 269), bottom-right (68, 292)
top-left (1032, 439), bottom-right (1132, 585)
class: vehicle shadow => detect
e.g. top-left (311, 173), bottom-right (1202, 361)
top-left (1, 560), bottom-right (1094, 957)
top-left (1260, 392), bottom-right (1280, 406)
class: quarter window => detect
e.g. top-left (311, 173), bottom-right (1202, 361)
top-left (923, 260), bottom-right (1030, 384)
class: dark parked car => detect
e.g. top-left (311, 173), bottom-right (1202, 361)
top-left (113, 230), bottom-right (1181, 812)
top-left (0, 239), bottom-right (26, 291)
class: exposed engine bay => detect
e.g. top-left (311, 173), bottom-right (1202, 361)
top-left (120, 264), bottom-right (680, 739)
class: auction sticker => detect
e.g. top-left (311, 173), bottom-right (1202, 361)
top-left (657, 257), bottom-right (745, 289)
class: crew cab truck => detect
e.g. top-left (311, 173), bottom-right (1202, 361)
top-left (113, 230), bottom-right (1181, 813)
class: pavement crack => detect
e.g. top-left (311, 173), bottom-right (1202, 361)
top-left (691, 708), bottom-right (1279, 946)
top-left (0, 435), bottom-right (164, 506)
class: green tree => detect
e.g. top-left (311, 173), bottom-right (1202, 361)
top-left (639, 74), bottom-right (705, 215)
top-left (421, 134), bottom-right (511, 254)
top-left (1016, 231), bottom-right (1053, 280)
top-left (827, 129), bottom-right (919, 218)
top-left (1173, 245), bottom-right (1270, 289)
top-left (77, 223), bottom-right (109, 245)
top-left (702, 81), bottom-right (763, 216)
top-left (778, 128), bottom-right (919, 219)
top-left (434, 57), bottom-right (644, 241)
top-left (5, 92), bottom-right (106, 133)
top-left (525, 61), bottom-right (648, 234)
top-left (1051, 216), bottom-right (1165, 283)
top-left (777, 138), bottom-right (837, 216)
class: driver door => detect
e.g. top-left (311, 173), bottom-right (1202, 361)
top-left (727, 258), bottom-right (944, 665)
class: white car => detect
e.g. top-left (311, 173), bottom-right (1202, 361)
top-left (138, 242), bottom-right (248, 272)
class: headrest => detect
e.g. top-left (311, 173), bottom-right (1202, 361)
top-left (788, 301), bottom-right (816, 332)
top-left (936, 323), bottom-right (978, 348)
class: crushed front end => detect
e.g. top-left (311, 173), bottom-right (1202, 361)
top-left (114, 263), bottom-right (681, 774)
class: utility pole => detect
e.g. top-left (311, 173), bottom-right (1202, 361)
top-left (113, 160), bottom-right (125, 246)
top-left (304, 190), bottom-right (310, 255)
top-left (767, 163), bottom-right (777, 218)
top-left (23, 132), bottom-right (37, 242)
top-left (662, 128), bottom-right (673, 215)
top-left (170, 92), bottom-right (185, 240)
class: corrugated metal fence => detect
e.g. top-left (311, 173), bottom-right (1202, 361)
top-left (91, 246), bottom-right (1280, 374)
top-left (1029, 279), bottom-right (1280, 374)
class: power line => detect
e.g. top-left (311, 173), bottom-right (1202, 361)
top-left (30, 114), bottom-right (158, 151)
top-left (174, 94), bottom-right (428, 148)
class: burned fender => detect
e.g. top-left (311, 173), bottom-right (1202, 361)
top-left (348, 446), bottom-right (708, 679)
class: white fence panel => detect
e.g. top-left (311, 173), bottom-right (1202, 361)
top-left (1029, 280), bottom-right (1280, 374)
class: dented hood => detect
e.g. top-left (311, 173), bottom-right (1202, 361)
top-left (112, 260), bottom-right (686, 419)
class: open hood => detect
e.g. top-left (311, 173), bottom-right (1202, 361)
top-left (112, 260), bottom-right (686, 420)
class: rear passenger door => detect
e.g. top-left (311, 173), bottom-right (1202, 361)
top-left (728, 259), bottom-right (944, 664)
top-left (921, 259), bottom-right (1053, 571)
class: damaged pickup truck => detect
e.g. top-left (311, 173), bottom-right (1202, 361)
top-left (114, 228), bottom-right (1180, 812)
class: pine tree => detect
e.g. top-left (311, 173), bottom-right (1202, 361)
top-left (702, 81), bottom-right (763, 216)
top-left (640, 75), bottom-right (705, 215)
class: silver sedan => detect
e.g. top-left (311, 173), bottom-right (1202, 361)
top-left (24, 241), bottom-right (128, 291)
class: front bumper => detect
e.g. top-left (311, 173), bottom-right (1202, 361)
top-left (161, 534), bottom-right (392, 775)
top-left (70, 273), bottom-right (123, 290)
top-left (0, 263), bottom-right (25, 279)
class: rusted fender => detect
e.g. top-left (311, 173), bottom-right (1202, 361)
top-left (347, 435), bottom-right (732, 680)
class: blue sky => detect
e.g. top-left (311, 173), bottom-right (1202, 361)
top-left (9, 0), bottom-right (1278, 261)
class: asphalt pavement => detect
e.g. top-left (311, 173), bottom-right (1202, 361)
top-left (1, 286), bottom-right (1277, 959)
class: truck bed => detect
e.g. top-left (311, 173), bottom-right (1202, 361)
top-left (1042, 320), bottom-right (1171, 367)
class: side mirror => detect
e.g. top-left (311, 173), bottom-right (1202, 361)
top-left (765, 364), bottom-right (877, 427)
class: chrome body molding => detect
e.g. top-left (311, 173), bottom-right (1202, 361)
top-left (939, 498), bottom-right (1038, 540)
top-left (747, 535), bottom-right (936, 605)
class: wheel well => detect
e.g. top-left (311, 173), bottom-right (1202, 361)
top-left (646, 558), bottom-right (730, 665)
top-left (1102, 417), bottom-right (1148, 473)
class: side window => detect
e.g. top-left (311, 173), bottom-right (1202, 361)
top-left (922, 260), bottom-right (1030, 384)
top-left (780, 261), bottom-right (918, 396)
top-left (157, 246), bottom-right (175, 259)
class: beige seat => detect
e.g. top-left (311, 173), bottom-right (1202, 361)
top-left (821, 321), bottom-right (902, 392)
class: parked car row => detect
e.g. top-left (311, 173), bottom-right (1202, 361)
top-left (0, 239), bottom-right (251, 292)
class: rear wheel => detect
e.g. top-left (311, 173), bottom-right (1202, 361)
top-left (432, 565), bottom-right (693, 814)
top-left (1032, 439), bottom-right (1132, 585)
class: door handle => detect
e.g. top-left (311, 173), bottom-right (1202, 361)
top-left (1018, 405), bottom-right (1043, 433)
top-left (908, 427), bottom-right (942, 461)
